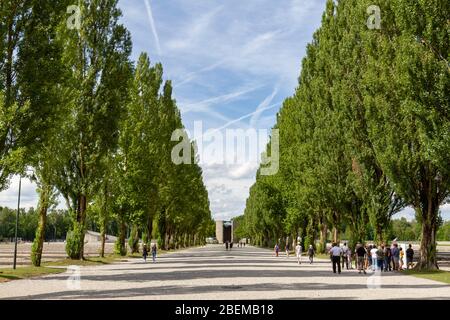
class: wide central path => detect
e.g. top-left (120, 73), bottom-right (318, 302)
top-left (0, 245), bottom-right (449, 300)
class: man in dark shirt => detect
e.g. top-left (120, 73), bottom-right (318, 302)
top-left (384, 245), bottom-right (392, 271)
top-left (406, 244), bottom-right (414, 270)
top-left (391, 243), bottom-right (400, 271)
top-left (355, 243), bottom-right (367, 274)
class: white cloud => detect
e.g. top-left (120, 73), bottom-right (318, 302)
top-left (180, 85), bottom-right (260, 114)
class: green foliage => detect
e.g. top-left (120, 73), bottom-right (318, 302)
top-left (128, 225), bottom-right (140, 254)
top-left (54, 0), bottom-right (133, 259)
top-left (114, 237), bottom-right (127, 256)
top-left (387, 218), bottom-right (421, 241)
top-left (65, 222), bottom-right (85, 260)
top-left (31, 234), bottom-right (42, 266)
top-left (437, 221), bottom-right (450, 241)
top-left (1, 0), bottom-right (211, 264)
top-left (242, 0), bottom-right (449, 270)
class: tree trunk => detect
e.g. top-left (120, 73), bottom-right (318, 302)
top-left (129, 225), bottom-right (140, 253)
top-left (376, 225), bottom-right (383, 246)
top-left (415, 199), bottom-right (439, 270)
top-left (147, 218), bottom-right (153, 245)
top-left (332, 227), bottom-right (338, 244)
top-left (31, 184), bottom-right (51, 266)
top-left (164, 230), bottom-right (169, 250)
top-left (77, 194), bottom-right (87, 260)
top-left (319, 222), bottom-right (328, 253)
top-left (116, 217), bottom-right (127, 256)
top-left (100, 226), bottom-right (106, 258)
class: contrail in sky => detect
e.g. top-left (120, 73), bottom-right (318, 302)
top-left (144, 0), bottom-right (162, 55)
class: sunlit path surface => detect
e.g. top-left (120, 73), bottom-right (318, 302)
top-left (0, 245), bottom-right (449, 300)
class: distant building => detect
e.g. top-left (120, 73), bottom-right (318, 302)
top-left (84, 230), bottom-right (117, 243)
top-left (215, 220), bottom-right (235, 244)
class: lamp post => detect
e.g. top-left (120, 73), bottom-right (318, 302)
top-left (13, 176), bottom-right (22, 270)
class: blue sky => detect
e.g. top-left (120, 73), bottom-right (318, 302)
top-left (0, 0), bottom-right (449, 222)
top-left (117, 0), bottom-right (329, 221)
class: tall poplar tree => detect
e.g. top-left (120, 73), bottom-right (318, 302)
top-left (56, 0), bottom-right (132, 259)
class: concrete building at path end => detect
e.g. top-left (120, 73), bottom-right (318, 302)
top-left (215, 220), bottom-right (234, 244)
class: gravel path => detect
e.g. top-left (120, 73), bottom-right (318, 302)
top-left (0, 245), bottom-right (449, 300)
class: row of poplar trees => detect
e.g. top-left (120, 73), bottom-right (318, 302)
top-left (0, 0), bottom-right (213, 266)
top-left (243, 0), bottom-right (449, 270)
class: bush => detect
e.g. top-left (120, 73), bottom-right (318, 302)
top-left (128, 226), bottom-right (139, 253)
top-left (114, 237), bottom-right (127, 256)
top-left (65, 223), bottom-right (84, 259)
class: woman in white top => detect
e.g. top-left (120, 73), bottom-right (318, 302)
top-left (295, 244), bottom-right (302, 264)
top-left (370, 246), bottom-right (378, 271)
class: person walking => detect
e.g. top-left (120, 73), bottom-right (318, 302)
top-left (274, 243), bottom-right (280, 257)
top-left (370, 245), bottom-right (378, 271)
top-left (307, 245), bottom-right (315, 264)
top-left (376, 245), bottom-right (385, 271)
top-left (399, 247), bottom-right (404, 270)
top-left (406, 244), bottom-right (414, 270)
top-left (151, 243), bottom-right (157, 263)
top-left (329, 243), bottom-right (343, 274)
top-left (285, 242), bottom-right (290, 258)
top-left (225, 241), bottom-right (229, 251)
top-left (142, 244), bottom-right (148, 262)
top-left (391, 243), bottom-right (399, 271)
top-left (347, 246), bottom-right (353, 269)
top-left (341, 243), bottom-right (349, 270)
top-left (355, 243), bottom-right (367, 274)
top-left (295, 243), bottom-right (302, 264)
top-left (384, 244), bottom-right (392, 271)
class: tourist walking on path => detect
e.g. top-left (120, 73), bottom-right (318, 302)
top-left (406, 244), bottom-right (414, 270)
top-left (391, 243), bottom-right (400, 271)
top-left (274, 243), bottom-right (280, 257)
top-left (329, 243), bottom-right (343, 274)
top-left (341, 243), bottom-right (349, 270)
top-left (285, 243), bottom-right (290, 258)
top-left (346, 246), bottom-right (353, 269)
top-left (355, 243), bottom-right (367, 274)
top-left (308, 245), bottom-right (315, 264)
top-left (399, 247), bottom-right (404, 270)
top-left (384, 244), bottom-right (392, 271)
top-left (151, 243), bottom-right (157, 263)
top-left (370, 245), bottom-right (378, 271)
top-left (295, 243), bottom-right (302, 264)
top-left (143, 244), bottom-right (148, 262)
top-left (376, 246), bottom-right (385, 271)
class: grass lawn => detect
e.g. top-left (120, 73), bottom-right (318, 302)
top-left (41, 254), bottom-right (129, 267)
top-left (403, 270), bottom-right (450, 284)
top-left (0, 266), bottom-right (66, 283)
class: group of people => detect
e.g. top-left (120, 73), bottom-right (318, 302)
top-left (274, 243), bottom-right (316, 265)
top-left (142, 243), bottom-right (158, 263)
top-left (329, 242), bottom-right (415, 274)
